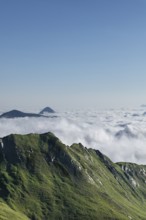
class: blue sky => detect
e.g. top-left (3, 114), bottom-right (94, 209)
top-left (0, 0), bottom-right (146, 111)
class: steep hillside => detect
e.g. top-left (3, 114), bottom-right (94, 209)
top-left (0, 133), bottom-right (146, 219)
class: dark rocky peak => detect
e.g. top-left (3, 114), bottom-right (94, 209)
top-left (39, 107), bottom-right (55, 115)
top-left (95, 150), bottom-right (118, 176)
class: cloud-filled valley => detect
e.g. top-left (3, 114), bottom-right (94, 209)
top-left (1, 108), bottom-right (146, 164)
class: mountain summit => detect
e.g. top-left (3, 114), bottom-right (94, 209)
top-left (0, 109), bottom-right (43, 118)
top-left (39, 107), bottom-right (55, 115)
top-left (0, 132), bottom-right (146, 219)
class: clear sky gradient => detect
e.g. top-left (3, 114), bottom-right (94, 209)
top-left (0, 0), bottom-right (146, 111)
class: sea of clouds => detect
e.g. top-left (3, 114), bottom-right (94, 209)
top-left (1, 107), bottom-right (146, 164)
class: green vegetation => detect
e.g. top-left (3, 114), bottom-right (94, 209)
top-left (0, 132), bottom-right (146, 219)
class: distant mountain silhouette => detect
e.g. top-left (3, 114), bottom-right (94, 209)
top-left (115, 125), bottom-right (137, 139)
top-left (39, 107), bottom-right (55, 114)
top-left (0, 110), bottom-right (45, 118)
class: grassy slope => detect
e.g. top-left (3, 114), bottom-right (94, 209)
top-left (0, 201), bottom-right (29, 220)
top-left (0, 133), bottom-right (146, 219)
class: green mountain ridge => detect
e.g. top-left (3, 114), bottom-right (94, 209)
top-left (0, 132), bottom-right (146, 219)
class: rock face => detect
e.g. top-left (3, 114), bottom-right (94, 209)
top-left (39, 107), bottom-right (55, 115)
top-left (0, 132), bottom-right (146, 219)
top-left (0, 110), bottom-right (44, 118)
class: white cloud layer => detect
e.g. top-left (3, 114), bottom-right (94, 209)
top-left (1, 108), bottom-right (146, 164)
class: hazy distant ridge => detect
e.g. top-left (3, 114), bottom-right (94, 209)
top-left (0, 107), bottom-right (55, 119)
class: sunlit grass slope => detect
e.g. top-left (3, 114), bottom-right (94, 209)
top-left (0, 132), bottom-right (146, 219)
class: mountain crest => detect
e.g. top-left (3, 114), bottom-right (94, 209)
top-left (0, 133), bottom-right (146, 219)
top-left (39, 107), bottom-right (55, 115)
